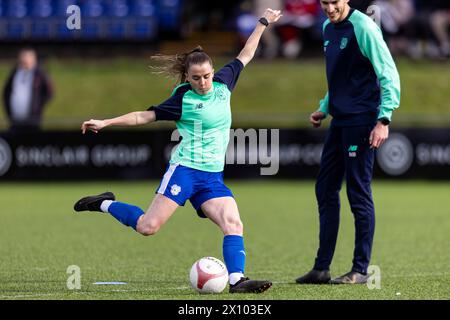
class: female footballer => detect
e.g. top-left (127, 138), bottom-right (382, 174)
top-left (74, 8), bottom-right (282, 294)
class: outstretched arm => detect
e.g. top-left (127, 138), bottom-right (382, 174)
top-left (81, 110), bottom-right (156, 134)
top-left (237, 8), bottom-right (282, 67)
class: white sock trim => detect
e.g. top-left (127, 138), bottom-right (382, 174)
top-left (100, 200), bottom-right (114, 213)
top-left (229, 272), bottom-right (244, 285)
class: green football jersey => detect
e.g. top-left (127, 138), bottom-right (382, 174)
top-left (149, 59), bottom-right (244, 172)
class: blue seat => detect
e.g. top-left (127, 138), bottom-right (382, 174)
top-left (105, 0), bottom-right (129, 17)
top-left (1, 1), bottom-right (32, 39)
top-left (106, 19), bottom-right (126, 39)
top-left (130, 0), bottom-right (155, 17)
top-left (157, 0), bottom-right (182, 32)
top-left (81, 0), bottom-right (105, 17)
top-left (5, 0), bottom-right (28, 18)
top-left (28, 0), bottom-right (53, 39)
top-left (56, 20), bottom-right (76, 39)
top-left (52, 0), bottom-right (82, 39)
top-left (6, 21), bottom-right (28, 39)
top-left (31, 20), bottom-right (52, 39)
top-left (78, 0), bottom-right (104, 39)
top-left (31, 0), bottom-right (53, 17)
top-left (81, 19), bottom-right (103, 39)
top-left (132, 18), bottom-right (157, 39)
top-left (53, 0), bottom-right (79, 17)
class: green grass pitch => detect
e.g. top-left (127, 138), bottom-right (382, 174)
top-left (0, 180), bottom-right (449, 300)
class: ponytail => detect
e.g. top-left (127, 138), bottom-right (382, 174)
top-left (150, 46), bottom-right (213, 85)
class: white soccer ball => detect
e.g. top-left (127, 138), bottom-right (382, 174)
top-left (189, 257), bottom-right (229, 294)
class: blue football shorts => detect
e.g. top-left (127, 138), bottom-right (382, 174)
top-left (155, 163), bottom-right (234, 218)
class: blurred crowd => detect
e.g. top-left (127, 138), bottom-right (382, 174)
top-left (1, 0), bottom-right (448, 61)
top-left (224, 0), bottom-right (450, 60)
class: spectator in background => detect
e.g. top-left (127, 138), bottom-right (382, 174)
top-left (236, 0), bottom-right (283, 59)
top-left (277, 0), bottom-right (320, 58)
top-left (2, 48), bottom-right (53, 133)
top-left (429, 1), bottom-right (450, 58)
top-left (254, 0), bottom-right (283, 59)
top-left (185, 0), bottom-right (243, 31)
top-left (371, 0), bottom-right (415, 55)
top-left (407, 0), bottom-right (450, 59)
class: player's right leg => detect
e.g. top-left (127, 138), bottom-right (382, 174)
top-left (74, 191), bottom-right (145, 230)
top-left (74, 163), bottom-right (189, 235)
top-left (135, 194), bottom-right (178, 236)
top-left (74, 191), bottom-right (178, 235)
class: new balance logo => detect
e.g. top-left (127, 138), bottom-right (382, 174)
top-left (195, 103), bottom-right (204, 110)
top-left (348, 145), bottom-right (358, 157)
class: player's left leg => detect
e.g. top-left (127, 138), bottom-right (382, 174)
top-left (199, 196), bottom-right (244, 282)
top-left (199, 196), bottom-right (272, 294)
top-left (331, 125), bottom-right (375, 284)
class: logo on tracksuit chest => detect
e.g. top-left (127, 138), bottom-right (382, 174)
top-left (348, 145), bottom-right (358, 157)
top-left (340, 37), bottom-right (348, 49)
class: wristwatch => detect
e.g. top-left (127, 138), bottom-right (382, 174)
top-left (378, 118), bottom-right (390, 125)
top-left (258, 17), bottom-right (269, 26)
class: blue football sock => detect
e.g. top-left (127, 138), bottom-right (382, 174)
top-left (107, 202), bottom-right (144, 230)
top-left (223, 235), bottom-right (246, 276)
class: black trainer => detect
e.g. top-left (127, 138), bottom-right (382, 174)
top-left (330, 271), bottom-right (369, 284)
top-left (229, 277), bottom-right (272, 294)
top-left (74, 192), bottom-right (115, 212)
top-left (295, 269), bottom-right (331, 284)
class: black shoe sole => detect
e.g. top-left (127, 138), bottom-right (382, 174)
top-left (229, 281), bottom-right (273, 294)
top-left (255, 281), bottom-right (272, 293)
top-left (330, 278), bottom-right (369, 285)
top-left (329, 271), bottom-right (369, 284)
top-left (74, 192), bottom-right (115, 212)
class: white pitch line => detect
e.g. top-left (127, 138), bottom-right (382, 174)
top-left (0, 293), bottom-right (58, 299)
top-left (0, 286), bottom-right (193, 299)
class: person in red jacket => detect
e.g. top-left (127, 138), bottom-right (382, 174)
top-left (277, 0), bottom-right (320, 58)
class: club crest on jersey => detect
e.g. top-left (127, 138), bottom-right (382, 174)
top-left (324, 40), bottom-right (330, 52)
top-left (170, 184), bottom-right (181, 196)
top-left (340, 37), bottom-right (348, 49)
top-left (215, 86), bottom-right (227, 100)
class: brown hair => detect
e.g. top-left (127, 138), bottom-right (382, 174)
top-left (150, 46), bottom-right (213, 84)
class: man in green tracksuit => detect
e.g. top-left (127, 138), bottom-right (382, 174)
top-left (296, 0), bottom-right (401, 284)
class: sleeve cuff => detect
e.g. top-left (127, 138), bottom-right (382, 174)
top-left (318, 104), bottom-right (328, 117)
top-left (147, 106), bottom-right (159, 121)
top-left (377, 108), bottom-right (395, 122)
